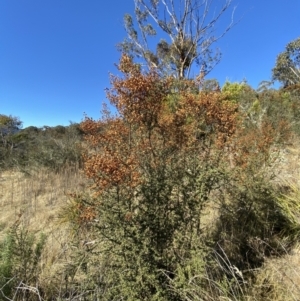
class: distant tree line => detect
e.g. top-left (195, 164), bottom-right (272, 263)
top-left (0, 117), bottom-right (83, 172)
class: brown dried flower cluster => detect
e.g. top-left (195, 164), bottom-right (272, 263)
top-left (80, 55), bottom-right (240, 196)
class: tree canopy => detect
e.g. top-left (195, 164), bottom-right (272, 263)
top-left (0, 114), bottom-right (22, 147)
top-left (0, 114), bottom-right (22, 133)
top-left (272, 37), bottom-right (300, 87)
top-left (119, 0), bottom-right (235, 79)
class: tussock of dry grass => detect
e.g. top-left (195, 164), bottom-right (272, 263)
top-left (251, 247), bottom-right (300, 301)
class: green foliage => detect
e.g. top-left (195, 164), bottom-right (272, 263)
top-left (249, 85), bottom-right (300, 135)
top-left (221, 80), bottom-right (250, 102)
top-left (0, 122), bottom-right (83, 172)
top-left (0, 232), bottom-right (14, 298)
top-left (98, 161), bottom-right (222, 300)
top-left (272, 37), bottom-right (300, 87)
top-left (0, 224), bottom-right (47, 300)
top-left (219, 80), bottom-right (300, 138)
top-left (0, 114), bottom-right (22, 132)
top-left (0, 114), bottom-right (23, 169)
top-left (29, 124), bottom-right (83, 171)
top-left (171, 247), bottom-right (251, 301)
top-left (215, 177), bottom-right (295, 269)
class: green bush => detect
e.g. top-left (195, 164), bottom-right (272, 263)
top-left (0, 224), bottom-right (46, 301)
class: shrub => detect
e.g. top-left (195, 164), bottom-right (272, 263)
top-left (0, 224), bottom-right (46, 301)
top-left (77, 55), bottom-right (241, 300)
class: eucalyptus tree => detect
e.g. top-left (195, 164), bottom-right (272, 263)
top-left (0, 114), bottom-right (22, 148)
top-left (272, 37), bottom-right (300, 87)
top-left (119, 0), bottom-right (236, 79)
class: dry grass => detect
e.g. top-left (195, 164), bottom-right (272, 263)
top-left (0, 165), bottom-right (87, 233)
top-left (0, 165), bottom-right (90, 295)
top-left (249, 246), bottom-right (300, 301)
top-left (274, 137), bottom-right (300, 184)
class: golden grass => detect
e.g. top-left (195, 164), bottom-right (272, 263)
top-left (0, 165), bottom-right (89, 294)
top-left (250, 246), bottom-right (300, 301)
top-left (0, 165), bottom-right (86, 233)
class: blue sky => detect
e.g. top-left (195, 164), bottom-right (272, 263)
top-left (1, 0), bottom-right (299, 128)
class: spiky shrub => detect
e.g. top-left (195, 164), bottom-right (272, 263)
top-left (0, 230), bottom-right (14, 298)
top-left (78, 55), bottom-right (238, 300)
top-left (0, 224), bottom-right (46, 301)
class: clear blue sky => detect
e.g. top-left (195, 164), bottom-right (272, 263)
top-left (1, 0), bottom-right (299, 128)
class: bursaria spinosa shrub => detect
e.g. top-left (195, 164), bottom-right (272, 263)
top-left (79, 55), bottom-right (238, 300)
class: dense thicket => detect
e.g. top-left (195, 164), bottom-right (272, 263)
top-left (0, 122), bottom-right (83, 172)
